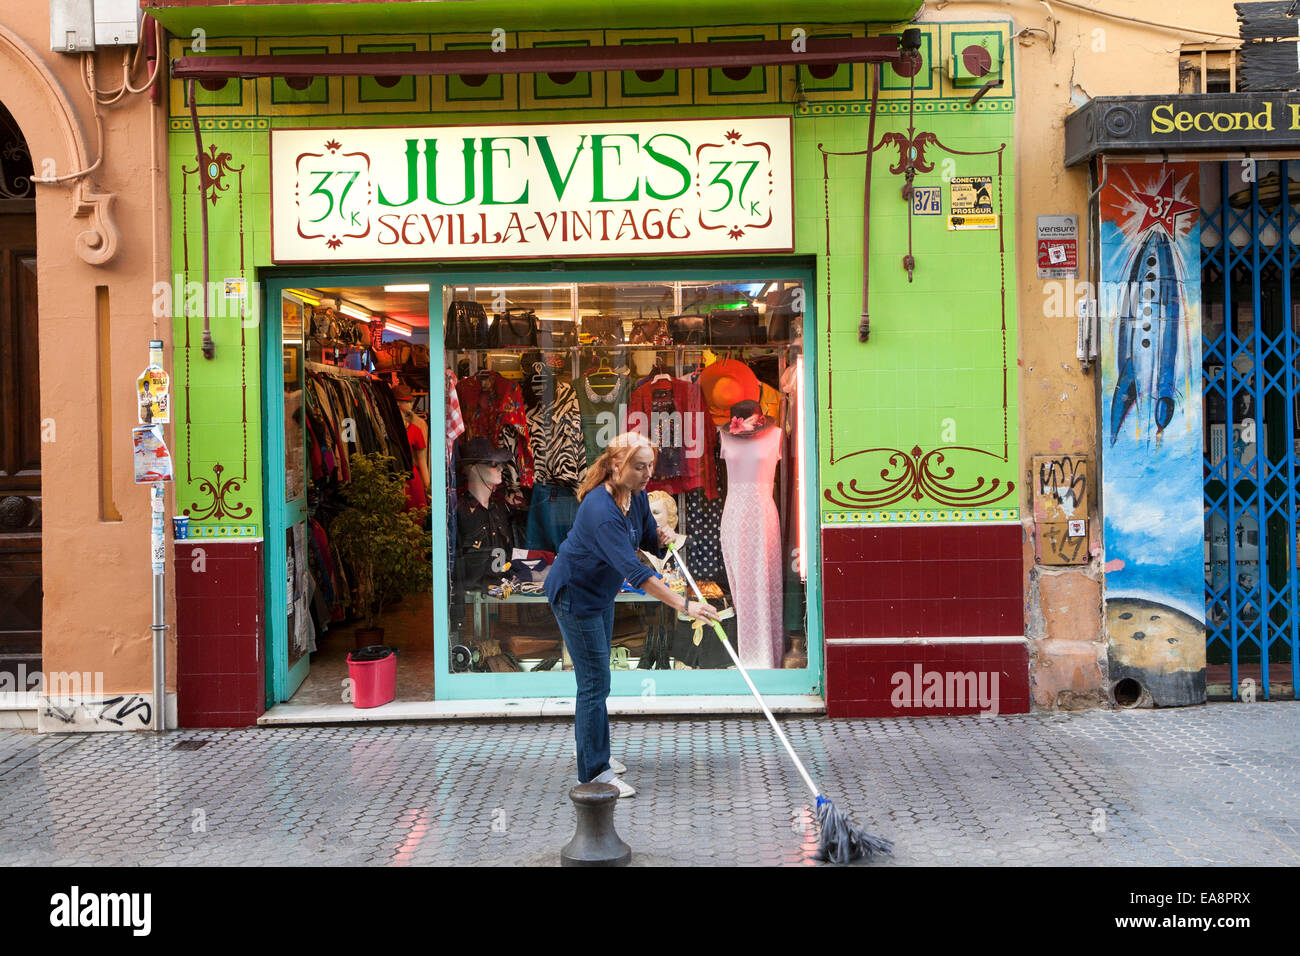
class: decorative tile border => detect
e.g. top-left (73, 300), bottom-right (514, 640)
top-left (822, 508), bottom-right (1020, 524)
top-left (169, 118), bottom-right (271, 132)
top-left (189, 524), bottom-right (260, 538)
top-left (798, 99), bottom-right (1014, 116)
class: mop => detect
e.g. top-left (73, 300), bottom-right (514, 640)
top-left (667, 544), bottom-right (893, 864)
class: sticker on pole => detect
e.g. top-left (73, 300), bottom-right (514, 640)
top-left (133, 426), bottom-right (174, 483)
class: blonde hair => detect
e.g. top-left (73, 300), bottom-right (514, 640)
top-left (647, 490), bottom-right (678, 529)
top-left (577, 432), bottom-right (657, 505)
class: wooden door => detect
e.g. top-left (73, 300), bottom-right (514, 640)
top-left (0, 199), bottom-right (40, 687)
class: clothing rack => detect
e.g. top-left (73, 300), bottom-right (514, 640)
top-left (306, 359), bottom-right (375, 379)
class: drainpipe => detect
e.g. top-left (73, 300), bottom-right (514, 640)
top-left (859, 63), bottom-right (881, 342)
top-left (187, 80), bottom-right (214, 358)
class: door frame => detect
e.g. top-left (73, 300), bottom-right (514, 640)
top-left (263, 259), bottom-right (823, 703)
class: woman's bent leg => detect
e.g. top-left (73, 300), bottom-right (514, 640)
top-left (553, 600), bottom-right (612, 783)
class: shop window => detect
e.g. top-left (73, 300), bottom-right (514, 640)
top-left (443, 278), bottom-right (809, 676)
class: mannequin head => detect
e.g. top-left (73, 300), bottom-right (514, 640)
top-left (648, 490), bottom-right (678, 531)
top-left (465, 460), bottom-right (502, 506)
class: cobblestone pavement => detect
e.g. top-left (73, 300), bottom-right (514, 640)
top-left (0, 702), bottom-right (1297, 866)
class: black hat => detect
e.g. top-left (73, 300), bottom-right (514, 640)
top-left (460, 436), bottom-right (510, 465)
top-left (725, 400), bottom-right (775, 438)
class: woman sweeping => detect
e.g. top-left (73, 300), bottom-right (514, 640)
top-left (545, 432), bottom-right (720, 797)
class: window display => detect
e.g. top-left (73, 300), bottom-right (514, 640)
top-left (443, 278), bottom-right (809, 676)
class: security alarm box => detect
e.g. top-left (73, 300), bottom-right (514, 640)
top-left (50, 0), bottom-right (95, 52)
top-left (94, 0), bottom-right (142, 46)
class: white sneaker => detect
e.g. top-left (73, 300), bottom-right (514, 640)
top-left (575, 747), bottom-right (625, 775)
top-left (592, 768), bottom-right (636, 797)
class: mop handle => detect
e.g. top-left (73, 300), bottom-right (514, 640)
top-left (667, 545), bottom-right (822, 802)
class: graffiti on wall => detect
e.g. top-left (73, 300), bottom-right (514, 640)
top-left (1032, 454), bottom-right (1089, 565)
top-left (1099, 161), bottom-right (1206, 705)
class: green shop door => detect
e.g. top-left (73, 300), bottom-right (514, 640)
top-left (265, 290), bottom-right (312, 701)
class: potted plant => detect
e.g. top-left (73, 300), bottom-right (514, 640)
top-left (329, 452), bottom-right (430, 647)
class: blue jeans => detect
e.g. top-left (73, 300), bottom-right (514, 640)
top-left (526, 484), bottom-right (579, 552)
top-left (550, 589), bottom-right (615, 783)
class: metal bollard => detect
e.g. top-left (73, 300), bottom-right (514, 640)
top-left (560, 782), bottom-right (631, 867)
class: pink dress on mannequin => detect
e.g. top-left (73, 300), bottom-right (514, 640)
top-left (719, 425), bottom-right (783, 669)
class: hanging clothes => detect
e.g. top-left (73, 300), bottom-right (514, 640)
top-left (626, 375), bottom-right (719, 498)
top-left (526, 375), bottom-right (584, 489)
top-left (575, 373), bottom-right (630, 466)
top-left (456, 370), bottom-right (534, 493)
top-left (446, 368), bottom-right (465, 455)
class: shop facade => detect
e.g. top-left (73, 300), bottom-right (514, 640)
top-left (145, 0), bottom-right (1030, 727)
top-left (1067, 90), bottom-right (1300, 704)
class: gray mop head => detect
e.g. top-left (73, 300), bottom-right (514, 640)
top-left (816, 797), bottom-right (893, 864)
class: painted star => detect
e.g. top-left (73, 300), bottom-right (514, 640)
top-left (1132, 170), bottom-right (1197, 237)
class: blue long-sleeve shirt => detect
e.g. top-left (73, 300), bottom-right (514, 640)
top-left (544, 484), bottom-right (664, 616)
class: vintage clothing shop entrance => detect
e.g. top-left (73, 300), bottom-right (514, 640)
top-left (261, 263), bottom-right (824, 721)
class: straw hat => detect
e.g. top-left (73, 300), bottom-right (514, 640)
top-left (699, 359), bottom-right (760, 426)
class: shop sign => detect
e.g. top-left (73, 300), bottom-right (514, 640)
top-left (270, 118), bottom-right (794, 262)
top-left (1036, 214), bottom-right (1078, 279)
top-left (947, 175), bottom-right (996, 231)
top-left (1065, 92), bottom-right (1300, 166)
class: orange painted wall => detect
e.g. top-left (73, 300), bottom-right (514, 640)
top-left (1, 9), bottom-right (172, 722)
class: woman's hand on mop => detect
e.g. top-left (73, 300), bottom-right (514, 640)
top-left (687, 600), bottom-right (721, 623)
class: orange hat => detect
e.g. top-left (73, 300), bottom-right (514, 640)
top-left (699, 359), bottom-right (760, 426)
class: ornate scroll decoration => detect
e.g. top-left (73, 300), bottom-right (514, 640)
top-left (822, 445), bottom-right (1015, 511)
top-left (294, 137), bottom-right (373, 251)
top-left (0, 125), bottom-right (33, 198)
top-left (0, 24), bottom-right (120, 265)
top-left (183, 143), bottom-right (244, 206)
top-left (878, 129), bottom-right (938, 177)
top-left (185, 464), bottom-right (253, 521)
top-left (694, 127), bottom-right (775, 240)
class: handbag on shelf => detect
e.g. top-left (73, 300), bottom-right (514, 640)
top-left (372, 342), bottom-right (409, 372)
top-left (765, 286), bottom-right (802, 343)
top-left (580, 314), bottom-right (624, 345)
top-left (668, 311), bottom-right (707, 345)
top-left (403, 343), bottom-right (430, 370)
top-left (487, 308), bottom-right (539, 348)
top-left (445, 299), bottom-right (489, 349)
top-left (536, 317), bottom-right (577, 350)
top-left (629, 308), bottom-right (674, 349)
top-left (708, 306), bottom-right (764, 346)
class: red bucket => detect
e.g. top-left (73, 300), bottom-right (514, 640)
top-left (347, 646), bottom-right (397, 708)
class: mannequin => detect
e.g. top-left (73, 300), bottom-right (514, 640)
top-left (647, 490), bottom-right (686, 551)
top-left (718, 400), bottom-right (783, 669)
top-left (466, 460), bottom-right (500, 507)
top-left (456, 437), bottom-right (514, 591)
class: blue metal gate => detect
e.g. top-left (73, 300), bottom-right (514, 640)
top-left (1201, 159), bottom-right (1300, 700)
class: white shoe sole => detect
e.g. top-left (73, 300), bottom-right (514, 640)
top-left (592, 769), bottom-right (636, 797)
top-left (575, 748), bottom-right (626, 775)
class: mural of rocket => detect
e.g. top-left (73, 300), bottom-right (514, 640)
top-left (1109, 230), bottom-right (1184, 445)
top-left (1099, 160), bottom-right (1206, 706)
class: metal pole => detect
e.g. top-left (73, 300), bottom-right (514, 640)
top-left (150, 482), bottom-right (167, 731)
